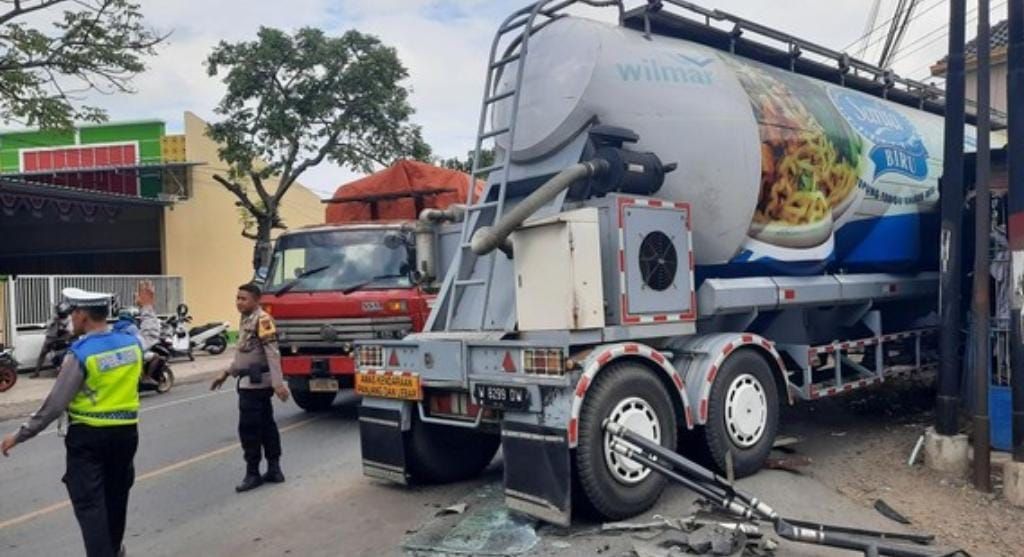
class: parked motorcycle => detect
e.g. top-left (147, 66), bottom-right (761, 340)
top-left (189, 321), bottom-right (230, 355)
top-left (161, 304), bottom-right (194, 361)
top-left (141, 340), bottom-right (175, 394)
top-left (0, 346), bottom-right (18, 393)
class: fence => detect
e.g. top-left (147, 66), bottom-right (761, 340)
top-left (8, 275), bottom-right (185, 328)
top-left (0, 276), bottom-right (9, 346)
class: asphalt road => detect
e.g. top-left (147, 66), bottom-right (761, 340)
top-left (0, 382), bottom-right (484, 557)
top-left (0, 379), bottom-right (948, 557)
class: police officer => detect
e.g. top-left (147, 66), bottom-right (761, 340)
top-left (2, 282), bottom-right (158, 557)
top-left (211, 283), bottom-right (290, 492)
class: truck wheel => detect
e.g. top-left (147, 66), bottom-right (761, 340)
top-left (292, 390), bottom-right (336, 412)
top-left (576, 362), bottom-right (677, 520)
top-left (406, 414), bottom-right (500, 484)
top-left (703, 349), bottom-right (779, 477)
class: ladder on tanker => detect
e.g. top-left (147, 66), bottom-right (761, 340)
top-left (437, 0), bottom-right (625, 332)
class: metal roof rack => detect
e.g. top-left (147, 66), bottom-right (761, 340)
top-left (623, 0), bottom-right (1006, 130)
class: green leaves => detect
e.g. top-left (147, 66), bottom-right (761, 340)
top-left (206, 26), bottom-right (430, 258)
top-left (0, 0), bottom-right (163, 130)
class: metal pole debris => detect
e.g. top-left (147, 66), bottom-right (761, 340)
top-left (972, 0), bottom-right (993, 493)
top-left (937, 0), bottom-right (969, 436)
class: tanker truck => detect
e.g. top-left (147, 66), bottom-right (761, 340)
top-left (353, 0), bottom-right (982, 526)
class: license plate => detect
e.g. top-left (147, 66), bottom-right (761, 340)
top-left (355, 372), bottom-right (422, 400)
top-left (474, 384), bottom-right (530, 410)
top-left (309, 378), bottom-right (339, 392)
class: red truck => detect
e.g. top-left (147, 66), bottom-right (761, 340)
top-left (259, 161), bottom-right (472, 411)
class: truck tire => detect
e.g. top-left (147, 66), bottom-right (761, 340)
top-left (703, 349), bottom-right (779, 477)
top-left (293, 390), bottom-right (336, 412)
top-left (406, 414), bottom-right (500, 484)
top-left (576, 362), bottom-right (677, 520)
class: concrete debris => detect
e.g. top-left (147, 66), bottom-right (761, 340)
top-left (629, 526), bottom-right (752, 557)
top-left (436, 503), bottom-right (468, 516)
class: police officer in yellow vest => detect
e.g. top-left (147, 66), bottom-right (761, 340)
top-left (2, 283), bottom-right (156, 557)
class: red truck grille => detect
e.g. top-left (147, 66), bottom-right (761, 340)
top-left (276, 317), bottom-right (413, 351)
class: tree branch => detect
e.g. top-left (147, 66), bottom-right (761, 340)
top-left (0, 0), bottom-right (69, 26)
top-left (212, 173), bottom-right (261, 216)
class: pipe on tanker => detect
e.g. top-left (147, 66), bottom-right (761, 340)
top-left (971, 0), bottom-right (992, 492)
top-left (470, 159), bottom-right (610, 256)
top-left (420, 205), bottom-right (466, 224)
top-left (409, 206), bottom-right (466, 286)
top-left (1008, 0), bottom-right (1024, 463)
top-left (936, 0), bottom-right (968, 437)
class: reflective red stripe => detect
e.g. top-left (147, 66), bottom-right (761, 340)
top-left (624, 344), bottom-right (639, 354)
top-left (672, 373), bottom-right (684, 390)
top-left (597, 351), bottom-right (613, 366)
top-left (650, 351), bottom-right (665, 364)
top-left (706, 365), bottom-right (718, 383)
top-left (568, 419), bottom-right (578, 445)
top-left (699, 399), bottom-right (708, 421)
top-left (575, 376), bottom-right (590, 398)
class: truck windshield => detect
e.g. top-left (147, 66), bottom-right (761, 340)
top-left (265, 229), bottom-right (412, 293)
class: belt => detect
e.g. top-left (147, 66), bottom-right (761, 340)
top-left (68, 409), bottom-right (139, 421)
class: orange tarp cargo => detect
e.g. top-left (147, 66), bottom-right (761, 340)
top-left (324, 160), bottom-right (483, 223)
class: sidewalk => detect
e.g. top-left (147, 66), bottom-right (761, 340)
top-left (0, 350), bottom-right (234, 420)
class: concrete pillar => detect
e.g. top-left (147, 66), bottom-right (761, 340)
top-left (1004, 460), bottom-right (1024, 507)
top-left (924, 426), bottom-right (970, 476)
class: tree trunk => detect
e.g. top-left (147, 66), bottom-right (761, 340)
top-left (251, 218), bottom-right (275, 282)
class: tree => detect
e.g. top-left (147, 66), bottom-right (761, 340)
top-left (0, 0), bottom-right (163, 129)
top-left (437, 149), bottom-right (494, 174)
top-left (206, 26), bottom-right (431, 273)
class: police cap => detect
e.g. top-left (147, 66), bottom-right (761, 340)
top-left (61, 288), bottom-right (114, 310)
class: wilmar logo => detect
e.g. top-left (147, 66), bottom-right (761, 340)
top-left (828, 88), bottom-right (929, 181)
top-left (615, 51), bottom-right (714, 85)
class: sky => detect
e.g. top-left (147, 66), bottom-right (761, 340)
top-left (69, 0), bottom-right (1011, 198)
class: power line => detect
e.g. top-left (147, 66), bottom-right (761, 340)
top-left (844, 0), bottom-right (946, 53)
top-left (880, 0), bottom-right (923, 68)
top-left (856, 0), bottom-right (885, 58)
top-left (853, 0), bottom-right (948, 58)
top-left (890, 0), bottom-right (1006, 68)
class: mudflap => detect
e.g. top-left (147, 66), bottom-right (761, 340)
top-left (358, 400), bottom-right (411, 485)
top-left (501, 421), bottom-right (572, 527)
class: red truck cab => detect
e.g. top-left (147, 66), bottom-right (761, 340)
top-left (261, 223), bottom-right (434, 411)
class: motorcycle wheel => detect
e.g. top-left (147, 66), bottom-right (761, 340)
top-left (204, 335), bottom-right (228, 355)
top-left (0, 362), bottom-right (17, 393)
top-left (156, 368), bottom-right (175, 394)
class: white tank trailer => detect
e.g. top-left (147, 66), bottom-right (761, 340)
top-left (353, 1), bottom-right (978, 528)
top-left (495, 16), bottom-right (977, 276)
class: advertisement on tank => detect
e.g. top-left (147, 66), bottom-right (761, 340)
top-left (718, 51), bottom-right (956, 272)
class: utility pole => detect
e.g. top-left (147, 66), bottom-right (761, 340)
top-left (937, 0), bottom-right (968, 437)
top-left (1008, 0), bottom-right (1024, 465)
top-left (971, 0), bottom-right (992, 493)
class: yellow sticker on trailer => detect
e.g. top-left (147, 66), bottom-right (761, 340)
top-left (355, 372), bottom-right (422, 401)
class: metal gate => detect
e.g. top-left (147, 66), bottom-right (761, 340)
top-left (8, 275), bottom-right (185, 328)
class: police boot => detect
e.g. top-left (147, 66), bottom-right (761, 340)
top-left (235, 467), bottom-right (263, 493)
top-left (262, 460), bottom-right (285, 483)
